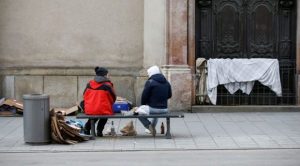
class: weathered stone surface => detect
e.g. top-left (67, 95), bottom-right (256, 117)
top-left (0, 76), bottom-right (15, 99)
top-left (0, 67), bottom-right (142, 76)
top-left (110, 76), bottom-right (135, 105)
top-left (0, 0), bottom-right (196, 109)
top-left (44, 76), bottom-right (77, 108)
top-left (77, 76), bottom-right (93, 101)
top-left (143, 0), bottom-right (167, 68)
top-left (167, 0), bottom-right (188, 65)
top-left (170, 73), bottom-right (192, 111)
top-left (164, 0), bottom-right (192, 109)
top-left (0, 0), bottom-right (144, 68)
top-left (15, 76), bottom-right (43, 101)
top-left (162, 65), bottom-right (192, 111)
top-left (135, 76), bottom-right (148, 106)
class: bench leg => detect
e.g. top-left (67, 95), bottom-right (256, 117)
top-left (90, 119), bottom-right (96, 140)
top-left (166, 117), bottom-right (171, 139)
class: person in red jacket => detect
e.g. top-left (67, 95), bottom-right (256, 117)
top-left (80, 67), bottom-right (116, 137)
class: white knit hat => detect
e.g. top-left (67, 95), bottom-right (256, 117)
top-left (147, 65), bottom-right (161, 77)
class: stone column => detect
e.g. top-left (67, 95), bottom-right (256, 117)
top-left (163, 0), bottom-right (192, 111)
top-left (138, 0), bottom-right (168, 106)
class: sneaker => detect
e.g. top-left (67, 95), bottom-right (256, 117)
top-left (148, 125), bottom-right (156, 137)
top-left (145, 129), bottom-right (151, 134)
top-left (104, 127), bottom-right (111, 135)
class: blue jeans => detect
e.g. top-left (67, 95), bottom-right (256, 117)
top-left (138, 106), bottom-right (168, 129)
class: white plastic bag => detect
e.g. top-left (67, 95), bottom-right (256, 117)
top-left (136, 105), bottom-right (150, 115)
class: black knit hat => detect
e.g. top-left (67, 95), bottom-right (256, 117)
top-left (95, 66), bottom-right (108, 76)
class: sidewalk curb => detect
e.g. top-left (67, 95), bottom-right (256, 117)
top-left (2, 147), bottom-right (300, 153)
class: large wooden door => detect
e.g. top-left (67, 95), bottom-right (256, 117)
top-left (195, 0), bottom-right (296, 105)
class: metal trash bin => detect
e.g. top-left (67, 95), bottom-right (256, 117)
top-left (23, 94), bottom-right (50, 144)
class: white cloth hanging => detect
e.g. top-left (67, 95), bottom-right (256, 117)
top-left (206, 58), bottom-right (282, 105)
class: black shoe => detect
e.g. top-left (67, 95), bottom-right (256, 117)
top-left (97, 131), bottom-right (103, 137)
top-left (83, 128), bottom-right (90, 135)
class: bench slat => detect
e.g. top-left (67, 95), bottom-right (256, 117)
top-left (76, 112), bottom-right (184, 119)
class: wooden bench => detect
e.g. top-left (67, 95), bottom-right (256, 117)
top-left (76, 112), bottom-right (184, 139)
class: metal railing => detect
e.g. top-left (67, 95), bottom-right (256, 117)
top-left (195, 62), bottom-right (296, 105)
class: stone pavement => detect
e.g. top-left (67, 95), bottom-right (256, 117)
top-left (1, 112), bottom-right (300, 152)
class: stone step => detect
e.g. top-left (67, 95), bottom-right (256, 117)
top-left (191, 105), bottom-right (300, 112)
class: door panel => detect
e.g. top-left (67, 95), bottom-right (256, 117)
top-left (214, 1), bottom-right (243, 58)
top-left (195, 0), bottom-right (296, 105)
top-left (247, 0), bottom-right (276, 58)
top-left (196, 0), bottom-right (213, 60)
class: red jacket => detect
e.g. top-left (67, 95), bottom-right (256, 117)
top-left (84, 80), bottom-right (116, 115)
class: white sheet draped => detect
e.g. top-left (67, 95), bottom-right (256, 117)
top-left (207, 58), bottom-right (282, 105)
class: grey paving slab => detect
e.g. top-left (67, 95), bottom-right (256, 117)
top-left (51, 144), bottom-right (74, 151)
top-left (1, 112), bottom-right (300, 152)
top-left (237, 120), bottom-right (267, 136)
top-left (219, 121), bottom-right (258, 148)
top-left (212, 113), bottom-right (232, 122)
top-left (254, 121), bottom-right (298, 147)
top-left (290, 137), bottom-right (300, 145)
top-left (198, 114), bottom-right (231, 138)
top-left (251, 135), bottom-right (281, 148)
top-left (214, 136), bottom-right (239, 148)
top-left (228, 113), bottom-right (248, 122)
top-left (0, 117), bottom-right (15, 127)
top-left (9, 141), bottom-right (35, 151)
top-left (243, 112), bottom-right (265, 122)
top-left (194, 137), bottom-right (216, 147)
top-left (183, 113), bottom-right (200, 122)
top-left (0, 117), bottom-right (21, 140)
top-left (154, 139), bottom-right (176, 149)
top-left (71, 141), bottom-right (95, 151)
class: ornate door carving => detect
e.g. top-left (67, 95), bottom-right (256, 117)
top-left (247, 0), bottom-right (276, 58)
top-left (196, 0), bottom-right (296, 105)
top-left (214, 0), bottom-right (243, 58)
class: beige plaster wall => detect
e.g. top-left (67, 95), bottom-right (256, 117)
top-left (15, 76), bottom-right (43, 101)
top-left (0, 0), bottom-right (183, 109)
top-left (143, 0), bottom-right (167, 68)
top-left (0, 0), bottom-right (144, 68)
top-left (0, 76), bottom-right (14, 98)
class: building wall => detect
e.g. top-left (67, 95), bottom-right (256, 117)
top-left (0, 0), bottom-right (146, 108)
top-left (143, 0), bottom-right (167, 68)
top-left (0, 0), bottom-right (144, 68)
top-left (2, 0), bottom-right (297, 110)
top-left (0, 0), bottom-right (192, 111)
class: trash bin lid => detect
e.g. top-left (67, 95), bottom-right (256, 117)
top-left (23, 94), bottom-right (49, 100)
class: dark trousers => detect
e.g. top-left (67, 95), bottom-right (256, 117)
top-left (80, 100), bottom-right (108, 133)
top-left (84, 118), bottom-right (108, 133)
